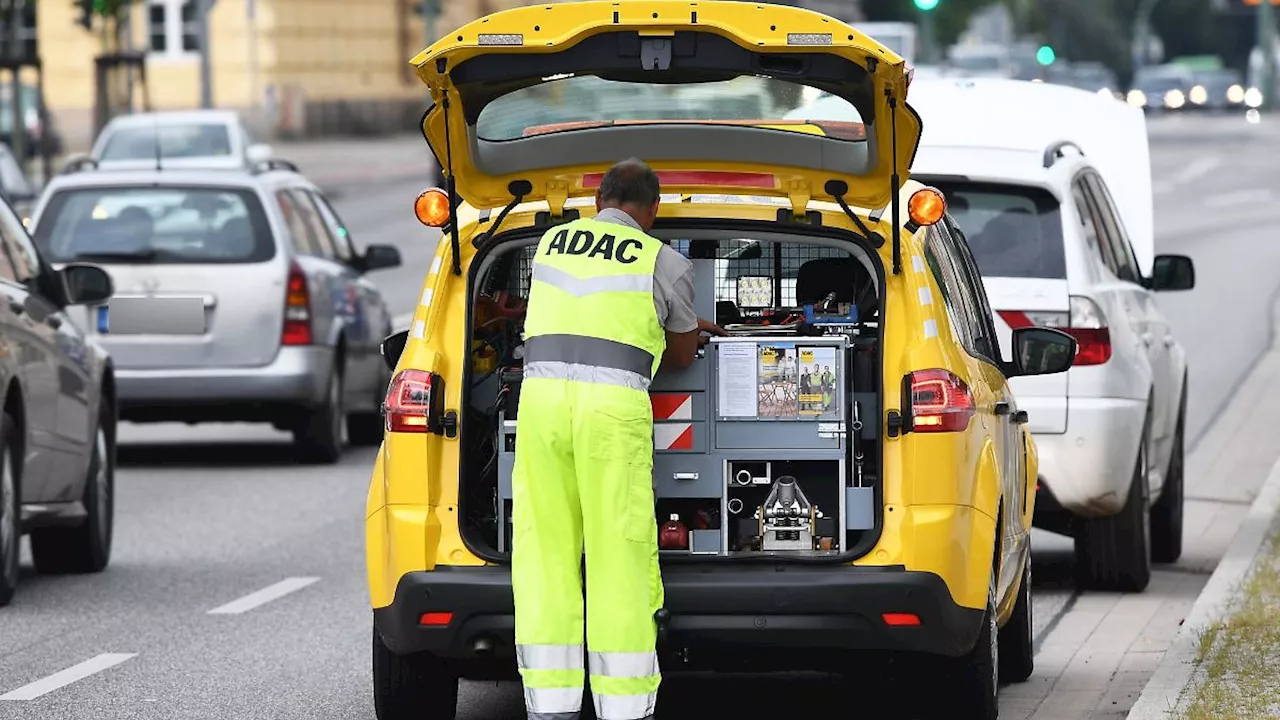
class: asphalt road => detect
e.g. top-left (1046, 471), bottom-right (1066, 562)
top-left (2, 112), bottom-right (1277, 719)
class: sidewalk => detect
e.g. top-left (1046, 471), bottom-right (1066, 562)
top-left (1126, 460), bottom-right (1280, 719)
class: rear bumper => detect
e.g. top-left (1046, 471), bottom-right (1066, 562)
top-left (1033, 396), bottom-right (1144, 518)
top-left (373, 564), bottom-right (984, 671)
top-left (116, 346), bottom-right (334, 419)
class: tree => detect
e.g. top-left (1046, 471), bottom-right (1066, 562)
top-left (862, 0), bottom-right (1000, 49)
top-left (72, 0), bottom-right (143, 51)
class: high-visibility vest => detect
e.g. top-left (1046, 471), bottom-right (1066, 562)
top-left (522, 217), bottom-right (667, 389)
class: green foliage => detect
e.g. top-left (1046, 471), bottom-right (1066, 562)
top-left (74, 0), bottom-right (141, 19)
top-left (863, 0), bottom-right (998, 48)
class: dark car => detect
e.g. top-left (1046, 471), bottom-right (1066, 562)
top-left (1188, 69), bottom-right (1247, 112)
top-left (0, 188), bottom-right (118, 607)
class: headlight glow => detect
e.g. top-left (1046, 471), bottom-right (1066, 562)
top-left (1227, 84), bottom-right (1246, 104)
top-left (1165, 89), bottom-right (1186, 109)
top-left (1245, 87), bottom-right (1264, 108)
top-left (1127, 89), bottom-right (1148, 107)
top-left (1189, 85), bottom-right (1208, 105)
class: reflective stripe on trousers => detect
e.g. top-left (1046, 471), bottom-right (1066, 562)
top-left (517, 644), bottom-right (659, 720)
top-left (523, 334), bottom-right (655, 392)
top-left (532, 262), bottom-right (654, 297)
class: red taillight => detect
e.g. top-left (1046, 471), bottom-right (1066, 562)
top-left (419, 612), bottom-right (453, 626)
top-left (998, 295), bottom-right (1111, 367)
top-left (907, 369), bottom-right (975, 433)
top-left (882, 613), bottom-right (922, 626)
top-left (282, 262), bottom-right (312, 346)
top-left (385, 369), bottom-right (438, 433)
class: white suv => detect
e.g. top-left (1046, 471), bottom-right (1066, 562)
top-left (906, 78), bottom-right (1196, 592)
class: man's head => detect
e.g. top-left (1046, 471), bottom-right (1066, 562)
top-left (596, 158), bottom-right (661, 231)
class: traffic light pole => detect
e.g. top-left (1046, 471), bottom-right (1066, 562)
top-left (918, 8), bottom-right (937, 65)
top-left (1260, 0), bottom-right (1277, 110)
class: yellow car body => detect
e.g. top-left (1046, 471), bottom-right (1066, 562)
top-left (366, 3), bottom-right (1076, 717)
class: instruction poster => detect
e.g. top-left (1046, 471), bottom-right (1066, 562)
top-left (757, 342), bottom-right (798, 418)
top-left (798, 346), bottom-right (839, 420)
top-left (716, 342), bottom-right (759, 417)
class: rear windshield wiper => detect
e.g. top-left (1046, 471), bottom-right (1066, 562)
top-left (73, 248), bottom-right (159, 264)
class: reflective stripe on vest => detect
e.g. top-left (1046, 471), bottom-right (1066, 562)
top-left (523, 217), bottom-right (666, 386)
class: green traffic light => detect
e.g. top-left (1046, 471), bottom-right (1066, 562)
top-left (914, 0), bottom-right (939, 10)
top-left (1036, 45), bottom-right (1056, 66)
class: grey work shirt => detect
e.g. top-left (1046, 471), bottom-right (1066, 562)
top-left (593, 207), bottom-right (698, 333)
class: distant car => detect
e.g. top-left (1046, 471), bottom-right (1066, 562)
top-left (1188, 69), bottom-right (1247, 112)
top-left (909, 78), bottom-right (1195, 593)
top-left (0, 142), bottom-right (37, 222)
top-left (86, 109), bottom-right (275, 172)
top-left (1127, 65), bottom-right (1196, 112)
top-left (0, 187), bottom-right (117, 607)
top-left (0, 82), bottom-right (64, 160)
top-left (28, 158), bottom-right (404, 463)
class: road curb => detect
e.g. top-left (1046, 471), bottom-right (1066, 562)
top-left (1126, 455), bottom-right (1280, 719)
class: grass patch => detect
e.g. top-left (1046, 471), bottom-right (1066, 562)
top-left (1179, 523), bottom-right (1280, 720)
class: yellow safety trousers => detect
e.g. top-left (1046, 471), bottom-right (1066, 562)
top-left (512, 216), bottom-right (669, 720)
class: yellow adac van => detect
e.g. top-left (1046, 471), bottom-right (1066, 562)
top-left (366, 2), bottom-right (1078, 718)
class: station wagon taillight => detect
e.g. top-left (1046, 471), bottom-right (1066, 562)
top-left (385, 369), bottom-right (440, 433)
top-left (998, 295), bottom-right (1111, 367)
top-left (282, 262), bottom-right (312, 345)
top-left (906, 369), bottom-right (975, 433)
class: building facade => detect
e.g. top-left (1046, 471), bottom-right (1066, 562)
top-left (24, 0), bottom-right (859, 152)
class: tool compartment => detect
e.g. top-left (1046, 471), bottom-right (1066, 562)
top-left (464, 224), bottom-right (884, 563)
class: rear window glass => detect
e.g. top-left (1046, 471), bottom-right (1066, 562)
top-left (33, 186), bottom-right (275, 265)
top-left (483, 236), bottom-right (869, 328)
top-left (928, 182), bottom-right (1066, 280)
top-left (99, 123), bottom-right (233, 161)
top-left (476, 75), bottom-right (866, 142)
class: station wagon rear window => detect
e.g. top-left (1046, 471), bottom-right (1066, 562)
top-left (926, 182), bottom-right (1066, 280)
top-left (476, 75), bottom-right (866, 142)
top-left (99, 123), bottom-right (233, 161)
top-left (33, 186), bottom-right (275, 265)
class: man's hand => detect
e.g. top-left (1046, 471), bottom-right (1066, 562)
top-left (697, 318), bottom-right (728, 346)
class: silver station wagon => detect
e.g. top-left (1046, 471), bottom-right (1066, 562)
top-left (28, 158), bottom-right (403, 463)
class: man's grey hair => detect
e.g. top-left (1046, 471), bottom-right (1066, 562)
top-left (598, 158), bottom-right (661, 208)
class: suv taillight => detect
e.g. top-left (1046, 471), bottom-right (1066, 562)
top-left (282, 262), bottom-right (312, 345)
top-left (385, 369), bottom-right (440, 433)
top-left (998, 295), bottom-right (1111, 367)
top-left (907, 369), bottom-right (975, 433)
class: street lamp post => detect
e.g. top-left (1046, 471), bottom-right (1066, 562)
top-left (1259, 0), bottom-right (1277, 110)
top-left (197, 0), bottom-right (214, 109)
top-left (1132, 0), bottom-right (1165, 75)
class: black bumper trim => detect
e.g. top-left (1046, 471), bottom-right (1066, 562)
top-left (373, 564), bottom-right (984, 670)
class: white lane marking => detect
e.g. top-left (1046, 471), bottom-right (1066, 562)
top-left (393, 312), bottom-right (415, 330)
top-left (1205, 188), bottom-right (1272, 209)
top-left (0, 653), bottom-right (137, 701)
top-left (208, 577), bottom-right (320, 615)
top-left (1171, 155), bottom-right (1222, 185)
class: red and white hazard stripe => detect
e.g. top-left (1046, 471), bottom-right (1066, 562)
top-left (651, 393), bottom-right (693, 421)
top-left (654, 423), bottom-right (694, 451)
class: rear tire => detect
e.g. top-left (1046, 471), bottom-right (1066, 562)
top-left (1151, 390), bottom-right (1186, 564)
top-left (1074, 414), bottom-right (1152, 593)
top-left (295, 366), bottom-right (345, 464)
top-left (30, 403), bottom-right (114, 575)
top-left (948, 572), bottom-right (999, 720)
top-left (998, 560), bottom-right (1034, 683)
top-left (372, 626), bottom-right (459, 720)
top-left (0, 412), bottom-right (20, 607)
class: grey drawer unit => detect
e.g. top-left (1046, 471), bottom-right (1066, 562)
top-left (653, 453), bottom-right (723, 498)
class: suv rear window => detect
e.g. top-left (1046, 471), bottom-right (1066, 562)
top-left (928, 182), bottom-right (1066, 280)
top-left (33, 186), bottom-right (275, 264)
